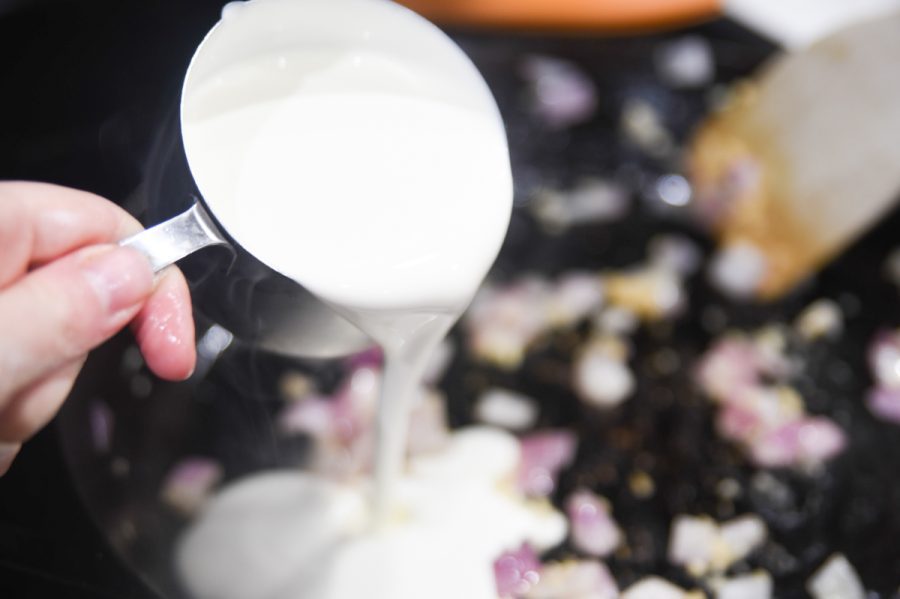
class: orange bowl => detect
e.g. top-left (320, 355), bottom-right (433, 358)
top-left (396, 0), bottom-right (722, 31)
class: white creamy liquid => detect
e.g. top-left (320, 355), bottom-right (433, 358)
top-left (183, 45), bottom-right (512, 515)
top-left (177, 429), bottom-right (567, 599)
top-left (175, 4), bottom-right (556, 598)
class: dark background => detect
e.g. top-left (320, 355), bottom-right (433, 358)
top-left (0, 2), bottom-right (222, 597)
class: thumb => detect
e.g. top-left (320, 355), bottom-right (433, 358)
top-left (0, 245), bottom-right (153, 405)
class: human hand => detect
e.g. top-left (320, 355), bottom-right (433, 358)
top-left (0, 181), bottom-right (196, 474)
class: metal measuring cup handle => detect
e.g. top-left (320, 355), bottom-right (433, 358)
top-left (119, 202), bottom-right (229, 273)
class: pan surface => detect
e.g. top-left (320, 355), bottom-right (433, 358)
top-left (57, 17), bottom-right (900, 599)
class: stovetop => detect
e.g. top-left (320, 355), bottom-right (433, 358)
top-left (7, 1), bottom-right (900, 598)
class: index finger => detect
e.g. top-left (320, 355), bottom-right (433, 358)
top-left (0, 181), bottom-right (143, 288)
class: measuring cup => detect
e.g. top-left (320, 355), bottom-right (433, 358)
top-left (123, 0), bottom-right (507, 358)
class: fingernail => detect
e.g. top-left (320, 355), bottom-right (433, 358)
top-left (0, 443), bottom-right (21, 477)
top-left (81, 246), bottom-right (154, 314)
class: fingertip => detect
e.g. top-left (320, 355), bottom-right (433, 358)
top-left (134, 268), bottom-right (197, 381)
top-left (80, 245), bottom-right (155, 316)
top-left (0, 245), bottom-right (150, 398)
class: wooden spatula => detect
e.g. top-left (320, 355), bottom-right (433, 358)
top-left (688, 12), bottom-right (900, 299)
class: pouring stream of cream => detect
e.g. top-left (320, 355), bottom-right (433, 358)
top-left (175, 4), bottom-right (565, 598)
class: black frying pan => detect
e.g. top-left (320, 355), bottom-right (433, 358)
top-left (56, 17), bottom-right (900, 599)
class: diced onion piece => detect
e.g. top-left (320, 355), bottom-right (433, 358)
top-left (344, 346), bottom-right (383, 369)
top-left (699, 329), bottom-right (844, 469)
top-left (695, 335), bottom-right (791, 405)
top-left (795, 417), bottom-right (847, 463)
top-left (279, 365), bottom-right (384, 447)
top-left (654, 36), bottom-right (714, 89)
top-left (278, 371), bottom-right (316, 402)
top-left (719, 515), bottom-right (767, 563)
top-left (518, 430), bottom-right (578, 497)
top-left (750, 417), bottom-right (846, 468)
top-left (311, 433), bottom-right (374, 480)
top-left (466, 279), bottom-right (551, 369)
top-left (750, 420), bottom-right (805, 467)
top-left (868, 330), bottom-right (900, 389)
top-left (621, 98), bottom-right (674, 158)
top-left (525, 560), bottom-right (618, 599)
top-left (278, 396), bottom-right (337, 438)
top-left (469, 325), bottom-right (533, 370)
top-left (866, 386), bottom-right (900, 424)
top-left (160, 457), bottom-right (223, 516)
top-left (806, 554), bottom-right (865, 599)
top-left (695, 337), bottom-right (763, 404)
top-left (475, 388), bottom-right (540, 432)
top-left (622, 577), bottom-right (691, 599)
top-left (547, 271), bottom-right (606, 327)
top-left (716, 571), bottom-right (773, 599)
top-left (532, 180), bottom-right (630, 233)
top-left (521, 55), bottom-right (597, 129)
top-left (743, 386), bottom-right (804, 432)
top-left (89, 400), bottom-right (114, 454)
top-left (716, 404), bottom-right (760, 442)
top-left (668, 515), bottom-right (719, 576)
top-left (670, 513), bottom-right (767, 577)
top-left (566, 490), bottom-right (622, 557)
top-left (605, 267), bottom-right (684, 321)
top-left (648, 234), bottom-right (703, 276)
top-left (494, 544), bottom-right (542, 598)
top-left (573, 344), bottom-right (635, 408)
top-left (707, 242), bottom-right (767, 300)
top-left (530, 190), bottom-right (573, 232)
top-left (332, 366), bottom-right (381, 441)
top-left (793, 299), bottom-right (842, 341)
top-left (346, 365), bottom-right (381, 408)
top-left (594, 306), bottom-right (640, 336)
top-left (751, 326), bottom-right (792, 378)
